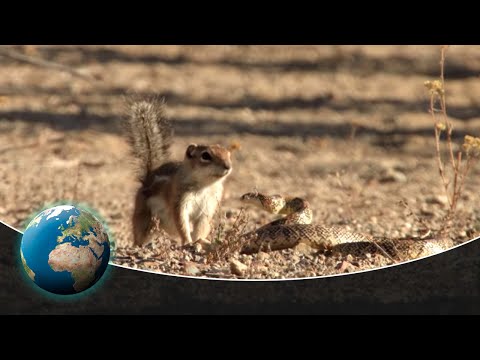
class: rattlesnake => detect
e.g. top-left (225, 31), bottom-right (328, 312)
top-left (239, 192), bottom-right (454, 261)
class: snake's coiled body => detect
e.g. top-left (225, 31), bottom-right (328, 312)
top-left (239, 192), bottom-right (453, 260)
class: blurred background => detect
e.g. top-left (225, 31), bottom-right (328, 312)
top-left (1, 45), bottom-right (479, 249)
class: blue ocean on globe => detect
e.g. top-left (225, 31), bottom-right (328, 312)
top-left (20, 205), bottom-right (110, 295)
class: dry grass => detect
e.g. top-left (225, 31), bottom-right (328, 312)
top-left (206, 208), bottom-right (250, 263)
top-left (425, 46), bottom-right (480, 234)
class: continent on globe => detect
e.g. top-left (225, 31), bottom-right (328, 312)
top-left (21, 250), bottom-right (35, 281)
top-left (48, 242), bottom-right (102, 292)
top-left (20, 205), bottom-right (111, 295)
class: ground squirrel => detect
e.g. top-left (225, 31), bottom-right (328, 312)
top-left (124, 96), bottom-right (233, 246)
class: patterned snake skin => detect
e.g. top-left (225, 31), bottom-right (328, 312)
top-left (239, 192), bottom-right (454, 260)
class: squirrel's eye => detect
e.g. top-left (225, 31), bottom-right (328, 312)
top-left (201, 152), bottom-right (212, 161)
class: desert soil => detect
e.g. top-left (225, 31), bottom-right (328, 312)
top-left (1, 45), bottom-right (480, 279)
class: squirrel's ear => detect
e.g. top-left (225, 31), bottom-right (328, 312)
top-left (186, 144), bottom-right (197, 158)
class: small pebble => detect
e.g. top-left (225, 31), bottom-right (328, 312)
top-left (185, 262), bottom-right (201, 276)
top-left (425, 195), bottom-right (448, 206)
top-left (379, 168), bottom-right (407, 183)
top-left (230, 259), bottom-right (248, 276)
top-left (257, 252), bottom-right (270, 261)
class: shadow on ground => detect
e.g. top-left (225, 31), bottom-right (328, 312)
top-left (0, 109), bottom-right (476, 143)
top-left (31, 46), bottom-right (480, 79)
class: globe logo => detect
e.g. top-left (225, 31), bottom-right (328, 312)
top-left (20, 205), bottom-right (111, 295)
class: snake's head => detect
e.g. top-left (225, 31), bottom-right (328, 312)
top-left (240, 192), bottom-right (265, 209)
top-left (240, 193), bottom-right (286, 214)
top-left (240, 192), bottom-right (257, 202)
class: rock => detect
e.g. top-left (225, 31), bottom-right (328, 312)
top-left (294, 243), bottom-right (317, 257)
top-left (379, 168), bottom-right (407, 183)
top-left (287, 265), bottom-right (296, 272)
top-left (141, 261), bottom-right (158, 268)
top-left (317, 254), bottom-right (326, 262)
top-left (256, 252), bottom-right (270, 261)
top-left (336, 261), bottom-right (356, 273)
top-left (230, 259), bottom-right (248, 276)
top-left (194, 238), bottom-right (212, 253)
top-left (300, 270), bottom-right (317, 278)
top-left (256, 266), bottom-right (269, 274)
top-left (420, 206), bottom-right (434, 217)
top-left (184, 262), bottom-right (201, 276)
top-left (242, 256), bottom-right (253, 266)
top-left (391, 230), bottom-right (401, 238)
top-left (346, 254), bottom-right (354, 262)
top-left (205, 268), bottom-right (229, 278)
top-left (291, 255), bottom-right (301, 265)
top-left (425, 195), bottom-right (449, 206)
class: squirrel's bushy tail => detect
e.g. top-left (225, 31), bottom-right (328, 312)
top-left (124, 95), bottom-right (174, 184)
